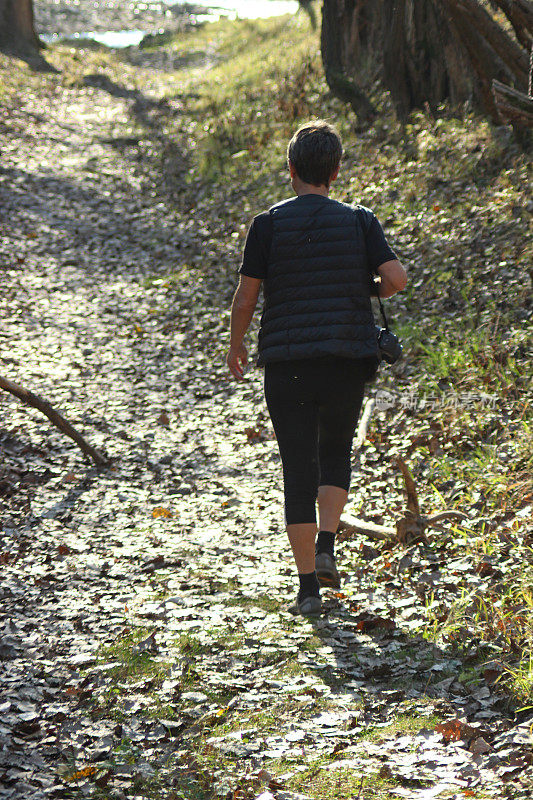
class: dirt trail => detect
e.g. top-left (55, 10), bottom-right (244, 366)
top-left (0, 50), bottom-right (532, 800)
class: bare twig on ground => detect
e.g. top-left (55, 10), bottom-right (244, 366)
top-left (354, 397), bottom-right (375, 448)
top-left (0, 374), bottom-right (109, 468)
top-left (394, 456), bottom-right (468, 544)
top-left (337, 513), bottom-right (395, 541)
top-left (339, 456), bottom-right (468, 544)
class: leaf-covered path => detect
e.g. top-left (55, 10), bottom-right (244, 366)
top-left (1, 40), bottom-right (532, 800)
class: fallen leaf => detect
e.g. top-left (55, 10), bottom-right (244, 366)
top-left (66, 766), bottom-right (97, 782)
top-left (469, 737), bottom-right (492, 755)
top-left (134, 632), bottom-right (158, 654)
top-left (152, 506), bottom-right (172, 519)
top-left (157, 411), bottom-right (170, 427)
top-left (355, 614), bottom-right (396, 632)
top-left (435, 718), bottom-right (479, 744)
top-left (244, 426), bottom-right (266, 443)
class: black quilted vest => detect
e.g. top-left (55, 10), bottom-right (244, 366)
top-left (257, 194), bottom-right (379, 366)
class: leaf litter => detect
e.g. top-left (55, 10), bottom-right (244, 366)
top-left (1, 5), bottom-right (532, 800)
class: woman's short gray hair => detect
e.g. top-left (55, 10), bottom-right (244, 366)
top-left (287, 120), bottom-right (343, 188)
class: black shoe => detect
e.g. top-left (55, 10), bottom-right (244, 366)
top-left (287, 594), bottom-right (322, 616)
top-left (315, 551), bottom-right (341, 589)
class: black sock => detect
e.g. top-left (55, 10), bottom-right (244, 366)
top-left (298, 571), bottom-right (320, 600)
top-left (316, 530), bottom-right (336, 557)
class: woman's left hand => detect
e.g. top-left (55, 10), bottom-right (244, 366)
top-left (226, 343), bottom-right (248, 380)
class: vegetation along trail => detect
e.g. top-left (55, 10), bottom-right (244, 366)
top-left (0, 9), bottom-right (532, 800)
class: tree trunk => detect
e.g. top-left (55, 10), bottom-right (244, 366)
top-left (382, 0), bottom-right (474, 120)
top-left (443, 0), bottom-right (523, 121)
top-left (321, 0), bottom-right (474, 121)
top-left (0, 0), bottom-right (40, 52)
top-left (321, 0), bottom-right (385, 76)
top-left (320, 0), bottom-right (532, 128)
top-left (447, 0), bottom-right (529, 87)
top-left (321, 0), bottom-right (377, 120)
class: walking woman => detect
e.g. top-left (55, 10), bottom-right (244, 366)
top-left (226, 121), bottom-right (407, 615)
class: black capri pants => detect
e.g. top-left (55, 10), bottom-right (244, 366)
top-left (264, 356), bottom-right (369, 525)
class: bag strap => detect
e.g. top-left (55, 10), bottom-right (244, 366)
top-left (376, 292), bottom-right (390, 332)
top-left (356, 206), bottom-right (391, 332)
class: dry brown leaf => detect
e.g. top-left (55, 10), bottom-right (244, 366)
top-left (244, 426), bottom-right (266, 443)
top-left (152, 506), bottom-right (172, 519)
top-left (435, 718), bottom-right (479, 743)
top-left (355, 614), bottom-right (396, 632)
top-left (157, 411), bottom-right (170, 427)
top-left (66, 766), bottom-right (97, 782)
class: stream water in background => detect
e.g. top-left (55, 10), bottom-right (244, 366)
top-left (188, 1), bottom-right (300, 19)
top-left (41, 1), bottom-right (300, 48)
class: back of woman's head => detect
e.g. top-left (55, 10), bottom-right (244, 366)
top-left (287, 120), bottom-right (343, 188)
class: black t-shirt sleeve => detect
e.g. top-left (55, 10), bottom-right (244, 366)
top-left (239, 212), bottom-right (273, 280)
top-left (357, 206), bottom-right (397, 273)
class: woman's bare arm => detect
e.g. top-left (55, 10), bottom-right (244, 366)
top-left (227, 275), bottom-right (262, 379)
top-left (376, 259), bottom-right (407, 298)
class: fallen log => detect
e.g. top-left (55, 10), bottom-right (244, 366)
top-left (0, 374), bottom-right (109, 468)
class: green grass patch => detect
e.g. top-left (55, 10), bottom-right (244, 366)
top-left (364, 711), bottom-right (443, 742)
top-left (224, 592), bottom-right (283, 613)
top-left (281, 762), bottom-right (401, 800)
top-left (96, 628), bottom-right (170, 685)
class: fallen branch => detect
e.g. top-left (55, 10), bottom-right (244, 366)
top-left (0, 374), bottom-right (109, 468)
top-left (337, 513), bottom-right (395, 542)
top-left (338, 456), bottom-right (468, 545)
top-left (395, 454), bottom-right (420, 516)
top-left (393, 457), bottom-right (468, 544)
top-left (354, 397), bottom-right (375, 448)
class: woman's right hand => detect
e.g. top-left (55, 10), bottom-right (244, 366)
top-left (226, 343), bottom-right (248, 380)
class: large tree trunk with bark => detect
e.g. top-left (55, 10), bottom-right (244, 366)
top-left (321, 0), bottom-right (379, 120)
top-left (0, 0), bottom-right (56, 71)
top-left (382, 0), bottom-right (474, 120)
top-left (320, 0), bottom-right (533, 129)
top-left (0, 0), bottom-right (40, 53)
top-left (491, 0), bottom-right (533, 50)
